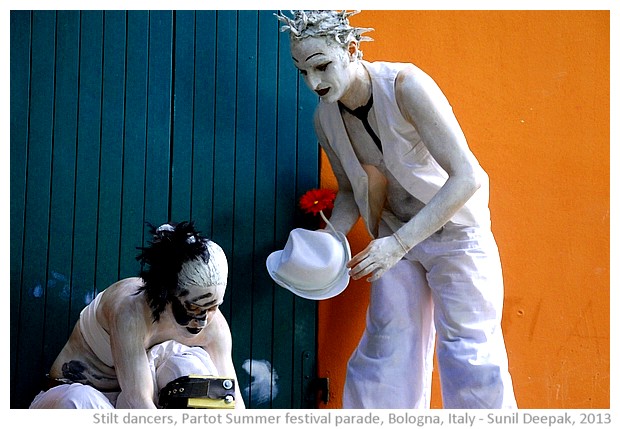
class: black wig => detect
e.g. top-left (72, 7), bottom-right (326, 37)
top-left (136, 221), bottom-right (211, 322)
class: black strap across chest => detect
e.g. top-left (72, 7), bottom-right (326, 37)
top-left (338, 94), bottom-right (383, 152)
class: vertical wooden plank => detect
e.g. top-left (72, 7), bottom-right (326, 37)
top-left (295, 81), bottom-right (320, 219)
top-left (271, 20), bottom-right (299, 409)
top-left (16, 10), bottom-right (55, 408)
top-left (10, 10), bottom-right (31, 409)
top-left (170, 10), bottom-right (196, 222)
top-left (71, 10), bottom-right (103, 321)
top-left (248, 9), bottom-right (280, 408)
top-left (9, 10), bottom-right (30, 295)
top-left (212, 10), bottom-right (238, 318)
top-left (119, 11), bottom-right (149, 278)
top-left (96, 10), bottom-right (127, 288)
top-left (293, 67), bottom-right (320, 409)
top-left (144, 10), bottom-right (173, 226)
top-left (191, 11), bottom-right (216, 236)
top-left (230, 9), bottom-right (258, 407)
top-left (43, 10), bottom-right (80, 371)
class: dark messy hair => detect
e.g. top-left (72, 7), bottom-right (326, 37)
top-left (136, 221), bottom-right (211, 322)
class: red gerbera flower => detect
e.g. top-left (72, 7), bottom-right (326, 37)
top-left (299, 188), bottom-right (336, 216)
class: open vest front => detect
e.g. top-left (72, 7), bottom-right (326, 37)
top-left (317, 60), bottom-right (491, 237)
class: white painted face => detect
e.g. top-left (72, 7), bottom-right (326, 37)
top-left (172, 241), bottom-right (228, 334)
top-left (290, 36), bottom-right (355, 104)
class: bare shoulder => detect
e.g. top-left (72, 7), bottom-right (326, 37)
top-left (207, 309), bottom-right (232, 339)
top-left (53, 277), bottom-right (146, 357)
top-left (100, 277), bottom-right (144, 304)
top-left (394, 64), bottom-right (454, 124)
top-left (100, 278), bottom-right (149, 325)
top-left (201, 309), bottom-right (232, 351)
top-left (395, 64), bottom-right (438, 92)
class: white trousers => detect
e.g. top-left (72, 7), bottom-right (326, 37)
top-left (29, 341), bottom-right (217, 409)
top-left (343, 222), bottom-right (517, 409)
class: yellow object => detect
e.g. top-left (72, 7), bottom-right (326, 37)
top-left (159, 375), bottom-right (236, 409)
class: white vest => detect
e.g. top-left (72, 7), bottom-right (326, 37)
top-left (316, 61), bottom-right (490, 237)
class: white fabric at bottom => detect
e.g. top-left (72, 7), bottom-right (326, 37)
top-left (29, 384), bottom-right (117, 409)
top-left (29, 340), bottom-right (217, 409)
top-left (343, 222), bottom-right (517, 409)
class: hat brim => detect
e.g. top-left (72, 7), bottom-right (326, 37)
top-left (266, 231), bottom-right (351, 300)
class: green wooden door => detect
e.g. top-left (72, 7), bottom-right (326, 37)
top-left (10, 10), bottom-right (320, 409)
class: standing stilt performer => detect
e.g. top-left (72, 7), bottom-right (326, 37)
top-left (277, 10), bottom-right (517, 409)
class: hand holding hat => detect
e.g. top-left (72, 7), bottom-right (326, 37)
top-left (266, 189), bottom-right (351, 300)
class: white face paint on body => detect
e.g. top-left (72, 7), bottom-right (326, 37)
top-left (290, 36), bottom-right (356, 104)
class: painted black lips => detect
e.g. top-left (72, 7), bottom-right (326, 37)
top-left (316, 88), bottom-right (329, 97)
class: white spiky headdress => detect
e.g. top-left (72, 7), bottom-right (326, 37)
top-left (276, 10), bottom-right (373, 58)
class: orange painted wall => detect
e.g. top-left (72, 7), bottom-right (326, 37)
top-left (317, 10), bottom-right (610, 409)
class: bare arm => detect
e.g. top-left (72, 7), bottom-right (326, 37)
top-left (108, 299), bottom-right (157, 409)
top-left (314, 111), bottom-right (361, 235)
top-left (348, 65), bottom-right (486, 281)
top-left (204, 310), bottom-right (246, 409)
top-left (392, 65), bottom-right (485, 245)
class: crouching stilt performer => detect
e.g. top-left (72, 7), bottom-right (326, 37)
top-left (30, 221), bottom-right (245, 409)
top-left (277, 10), bottom-right (517, 409)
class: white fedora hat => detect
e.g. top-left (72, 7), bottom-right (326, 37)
top-left (266, 228), bottom-right (351, 300)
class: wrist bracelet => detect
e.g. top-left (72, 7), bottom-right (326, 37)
top-left (393, 231), bottom-right (410, 253)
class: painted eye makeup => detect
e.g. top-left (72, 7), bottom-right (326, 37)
top-left (316, 62), bottom-right (331, 72)
top-left (171, 298), bottom-right (206, 321)
top-left (171, 297), bottom-right (193, 326)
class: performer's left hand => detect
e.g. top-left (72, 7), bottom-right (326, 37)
top-left (347, 236), bottom-right (406, 282)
